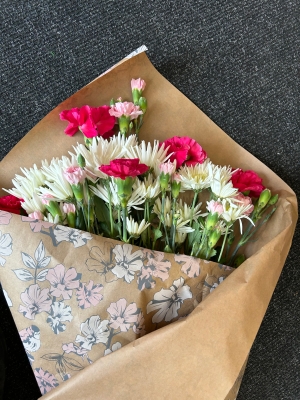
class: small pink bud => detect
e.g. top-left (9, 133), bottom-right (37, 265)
top-left (41, 194), bottom-right (55, 205)
top-left (63, 167), bottom-right (87, 185)
top-left (63, 203), bottom-right (76, 214)
top-left (159, 160), bottom-right (176, 175)
top-left (131, 78), bottom-right (146, 91)
top-left (206, 200), bottom-right (224, 216)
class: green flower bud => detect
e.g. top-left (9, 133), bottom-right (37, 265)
top-left (138, 97), bottom-right (147, 113)
top-left (118, 115), bottom-right (130, 135)
top-left (164, 245), bottom-right (172, 253)
top-left (206, 212), bottom-right (219, 230)
top-left (110, 98), bottom-right (116, 106)
top-left (115, 177), bottom-right (133, 208)
top-left (171, 181), bottom-right (181, 199)
top-left (268, 194), bottom-right (278, 205)
top-left (132, 88), bottom-right (141, 105)
top-left (46, 200), bottom-right (62, 219)
top-left (77, 154), bottom-right (86, 168)
top-left (66, 212), bottom-right (76, 228)
top-left (208, 229), bottom-right (222, 248)
top-left (159, 172), bottom-right (170, 191)
top-left (258, 189), bottom-right (271, 209)
top-left (71, 183), bottom-right (84, 202)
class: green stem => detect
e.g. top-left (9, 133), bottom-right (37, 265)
top-left (190, 191), bottom-right (199, 227)
top-left (218, 225), bottom-right (230, 263)
top-left (122, 206), bottom-right (127, 242)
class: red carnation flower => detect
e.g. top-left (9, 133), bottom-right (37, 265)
top-left (231, 169), bottom-right (265, 197)
top-left (60, 105), bottom-right (115, 138)
top-left (99, 158), bottom-right (149, 180)
top-left (160, 136), bottom-right (207, 168)
top-left (0, 195), bottom-right (23, 214)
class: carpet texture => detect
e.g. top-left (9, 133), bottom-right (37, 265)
top-left (0, 1), bottom-right (299, 399)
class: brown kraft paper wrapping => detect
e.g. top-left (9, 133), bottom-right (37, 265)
top-left (0, 48), bottom-right (297, 399)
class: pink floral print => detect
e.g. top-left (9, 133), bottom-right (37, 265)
top-left (137, 250), bottom-right (171, 290)
top-left (21, 216), bottom-right (53, 233)
top-left (46, 264), bottom-right (81, 300)
top-left (34, 368), bottom-right (59, 394)
top-left (0, 211), bottom-right (12, 225)
top-left (174, 254), bottom-right (201, 278)
top-left (76, 280), bottom-right (104, 309)
top-left (107, 298), bottom-right (138, 332)
top-left (19, 284), bottom-right (52, 320)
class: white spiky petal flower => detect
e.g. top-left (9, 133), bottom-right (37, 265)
top-left (38, 158), bottom-right (74, 201)
top-left (179, 159), bottom-right (213, 191)
top-left (126, 140), bottom-right (170, 176)
top-left (210, 165), bottom-right (238, 199)
top-left (72, 134), bottom-right (138, 179)
top-left (126, 216), bottom-right (150, 238)
top-left (133, 174), bottom-right (161, 199)
top-left (221, 199), bottom-right (254, 233)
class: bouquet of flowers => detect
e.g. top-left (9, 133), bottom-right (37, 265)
top-left (3, 78), bottom-right (278, 269)
top-left (0, 48), bottom-right (297, 400)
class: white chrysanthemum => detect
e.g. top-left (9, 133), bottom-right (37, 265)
top-left (126, 140), bottom-right (170, 175)
top-left (72, 134), bottom-right (138, 179)
top-left (41, 155), bottom-right (78, 180)
top-left (20, 192), bottom-right (46, 214)
top-left (210, 165), bottom-right (238, 199)
top-left (221, 199), bottom-right (254, 233)
top-left (5, 164), bottom-right (46, 200)
top-left (91, 179), bottom-right (146, 211)
top-left (90, 181), bottom-right (119, 207)
top-left (39, 158), bottom-right (74, 201)
top-left (153, 196), bottom-right (172, 217)
top-left (128, 185), bottom-right (147, 210)
top-left (133, 174), bottom-right (161, 199)
top-left (176, 199), bottom-right (204, 221)
top-left (179, 160), bottom-right (213, 191)
top-left (126, 216), bottom-right (150, 237)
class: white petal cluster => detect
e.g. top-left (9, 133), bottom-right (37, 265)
top-left (126, 216), bottom-right (150, 237)
top-left (210, 165), bottom-right (238, 199)
top-left (179, 160), bottom-right (213, 191)
top-left (126, 140), bottom-right (170, 176)
top-left (221, 199), bottom-right (254, 233)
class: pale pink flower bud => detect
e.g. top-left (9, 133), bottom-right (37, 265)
top-left (109, 101), bottom-right (143, 120)
top-left (206, 200), bottom-right (224, 216)
top-left (63, 167), bottom-right (87, 185)
top-left (131, 78), bottom-right (146, 91)
top-left (63, 203), bottom-right (76, 214)
top-left (233, 193), bottom-right (254, 216)
top-left (159, 160), bottom-right (176, 175)
top-left (28, 211), bottom-right (44, 220)
top-left (41, 194), bottom-right (55, 205)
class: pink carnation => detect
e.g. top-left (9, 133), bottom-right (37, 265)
top-left (206, 200), bottom-right (224, 215)
top-left (60, 105), bottom-right (115, 138)
top-left (231, 169), bottom-right (264, 197)
top-left (109, 101), bottom-right (143, 120)
top-left (131, 78), bottom-right (146, 91)
top-left (160, 136), bottom-right (207, 168)
top-left (159, 160), bottom-right (176, 175)
top-left (63, 166), bottom-right (86, 185)
top-left (233, 193), bottom-right (254, 216)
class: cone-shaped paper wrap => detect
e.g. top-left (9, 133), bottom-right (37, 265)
top-left (0, 47), bottom-right (297, 399)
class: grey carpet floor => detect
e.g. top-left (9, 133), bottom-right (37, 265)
top-left (0, 1), bottom-right (299, 399)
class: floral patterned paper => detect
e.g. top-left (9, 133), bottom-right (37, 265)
top-left (0, 213), bottom-right (233, 395)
